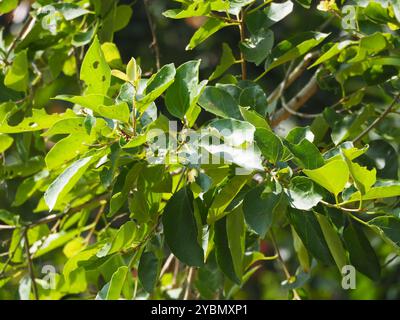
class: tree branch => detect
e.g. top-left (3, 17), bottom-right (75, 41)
top-left (144, 0), bottom-right (161, 70)
top-left (0, 194), bottom-right (109, 231)
top-left (271, 71), bottom-right (319, 128)
top-left (267, 52), bottom-right (318, 105)
top-left (352, 93), bottom-right (400, 144)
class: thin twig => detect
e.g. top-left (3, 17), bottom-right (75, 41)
top-left (0, 194), bottom-right (109, 231)
top-left (172, 258), bottom-right (179, 287)
top-left (144, 0), bottom-right (161, 70)
top-left (84, 202), bottom-right (106, 244)
top-left (270, 230), bottom-right (301, 300)
top-left (280, 95), bottom-right (321, 119)
top-left (159, 253), bottom-right (174, 278)
top-left (23, 228), bottom-right (39, 300)
top-left (267, 52), bottom-right (318, 105)
top-left (4, 16), bottom-right (35, 63)
top-left (352, 93), bottom-right (400, 144)
top-left (238, 11), bottom-right (247, 80)
top-left (184, 267), bottom-right (195, 300)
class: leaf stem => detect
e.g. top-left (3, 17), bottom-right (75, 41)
top-left (23, 228), bottom-right (39, 300)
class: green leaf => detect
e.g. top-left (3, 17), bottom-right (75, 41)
top-left (138, 251), bottom-right (160, 293)
top-left (0, 134), bottom-right (13, 153)
top-left (368, 216), bottom-right (400, 253)
top-left (346, 181), bottom-right (400, 203)
top-left (362, 140), bottom-right (398, 180)
top-left (243, 184), bottom-right (280, 237)
top-left (286, 176), bottom-right (323, 211)
top-left (205, 118), bottom-right (255, 147)
top-left (239, 83), bottom-right (269, 117)
top-left (186, 18), bottom-right (234, 51)
top-left (288, 209), bottom-right (334, 265)
top-left (240, 29), bottom-right (274, 65)
top-left (286, 139), bottom-right (325, 169)
top-left (286, 126), bottom-right (314, 144)
top-left (4, 50), bottom-right (29, 93)
top-left (98, 102), bottom-right (130, 123)
top-left (228, 0), bottom-right (254, 15)
top-left (343, 150), bottom-right (376, 195)
top-left (53, 94), bottom-right (113, 114)
top-left (209, 43), bottom-right (237, 81)
top-left (265, 32), bottom-right (329, 73)
top-left (291, 226), bottom-right (310, 272)
top-left (254, 128), bottom-right (283, 164)
top-left (80, 36), bottom-right (111, 95)
top-left (43, 3), bottom-right (90, 21)
top-left (198, 86), bottom-right (241, 119)
top-left (96, 266), bottom-right (128, 300)
top-left (101, 43), bottom-right (123, 69)
top-left (165, 60), bottom-right (205, 119)
top-left (138, 63), bottom-right (176, 112)
top-left (114, 5), bottom-right (133, 32)
top-left (343, 221), bottom-right (381, 281)
top-left (309, 40), bottom-right (356, 68)
top-left (0, 0), bottom-right (18, 14)
top-left (303, 160), bottom-right (349, 198)
top-left (246, 1), bottom-right (293, 33)
top-left (226, 205), bottom-right (245, 280)
top-left (240, 107), bottom-right (270, 130)
top-left (162, 187), bottom-right (204, 266)
top-left (208, 175), bottom-right (249, 223)
top-left (44, 156), bottom-right (95, 211)
top-left (214, 216), bottom-right (240, 284)
top-left (0, 109), bottom-right (75, 134)
top-left (315, 213), bottom-right (348, 271)
top-left (33, 229), bottom-right (82, 258)
top-left (163, 1), bottom-right (211, 19)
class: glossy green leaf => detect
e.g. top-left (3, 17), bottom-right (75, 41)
top-left (240, 29), bottom-right (274, 66)
top-left (288, 209), bottom-right (334, 265)
top-left (44, 156), bottom-right (95, 211)
top-left (198, 86), bottom-right (241, 119)
top-left (243, 184), bottom-right (280, 237)
top-left (368, 216), bottom-right (400, 253)
top-left (138, 251), bottom-right (160, 293)
top-left (303, 160), bottom-right (349, 198)
top-left (343, 221), bottom-right (381, 281)
top-left (80, 36), bottom-right (111, 95)
top-left (265, 32), bottom-right (329, 73)
top-left (286, 176), bottom-right (323, 211)
top-left (187, 18), bottom-right (234, 50)
top-left (0, 134), bottom-right (13, 153)
top-left (208, 175), bottom-right (249, 223)
top-left (214, 216), bottom-right (240, 284)
top-left (138, 63), bottom-right (176, 111)
top-left (162, 187), bottom-right (204, 267)
top-left (4, 50), bottom-right (29, 93)
top-left (96, 266), bottom-right (128, 300)
top-left (165, 60), bottom-right (204, 119)
top-left (255, 128), bottom-right (283, 164)
top-left (316, 213), bottom-right (348, 271)
top-left (210, 43), bottom-right (237, 81)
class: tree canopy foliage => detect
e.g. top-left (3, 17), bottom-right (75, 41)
top-left (1, 0), bottom-right (400, 300)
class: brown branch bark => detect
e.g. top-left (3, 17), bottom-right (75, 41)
top-left (271, 71), bottom-right (319, 128)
